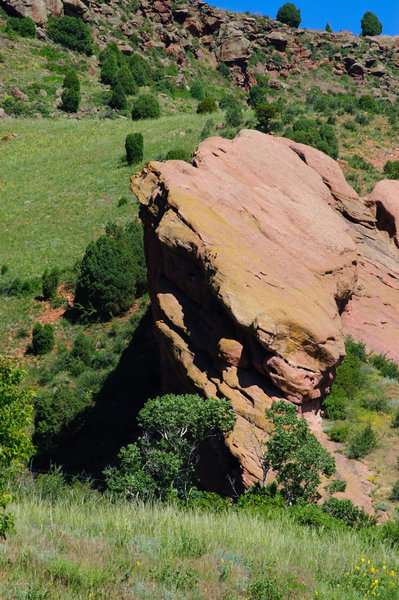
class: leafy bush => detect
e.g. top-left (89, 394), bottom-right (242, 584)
top-left (285, 118), bottom-right (339, 159)
top-left (322, 497), bottom-right (376, 527)
top-left (185, 489), bottom-right (230, 512)
top-left (325, 479), bottom-right (347, 493)
top-left (129, 54), bottom-right (151, 86)
top-left (249, 84), bottom-right (268, 108)
top-left (109, 82), bottom-right (127, 110)
top-left (61, 87), bottom-right (80, 113)
top-left (165, 147), bottom-right (191, 161)
top-left (72, 333), bottom-right (93, 366)
top-left (131, 94), bottom-right (160, 120)
top-left (392, 408), bottom-right (399, 428)
top-left (190, 80), bottom-right (206, 101)
top-left (368, 352), bottom-right (399, 380)
top-left (100, 56), bottom-right (118, 86)
top-left (42, 267), bottom-right (59, 300)
top-left (255, 102), bottom-right (281, 133)
top-left (276, 3), bottom-right (301, 28)
top-left (125, 133), bottom-right (143, 165)
top-left (104, 394), bottom-right (236, 500)
top-left (34, 385), bottom-right (88, 450)
top-left (63, 70), bottom-right (80, 93)
top-left (247, 577), bottom-right (283, 600)
top-left (328, 422), bottom-right (349, 443)
top-left (32, 323), bottom-right (55, 355)
top-left (359, 94), bottom-right (378, 113)
top-left (383, 160), bottom-right (399, 180)
top-left (236, 482), bottom-right (285, 511)
top-left (46, 16), bottom-right (93, 55)
top-left (197, 97), bottom-right (217, 114)
top-left (199, 119), bottom-right (215, 141)
top-left (360, 389), bottom-right (389, 413)
top-left (217, 62), bottom-right (230, 78)
top-left (347, 154), bottom-right (373, 171)
top-left (323, 387), bottom-right (346, 420)
top-left (225, 104), bottom-right (243, 127)
top-left (75, 221), bottom-right (146, 319)
top-left (264, 401), bottom-right (335, 504)
top-left (361, 11), bottom-right (382, 36)
top-left (390, 480), bottom-right (399, 501)
top-left (116, 65), bottom-right (137, 95)
top-left (290, 504), bottom-right (339, 530)
top-left (6, 16), bottom-right (36, 37)
top-left (347, 423), bottom-right (377, 459)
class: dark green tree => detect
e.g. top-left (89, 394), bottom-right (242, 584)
top-left (276, 3), bottom-right (301, 28)
top-left (6, 16), bottom-right (36, 37)
top-left (384, 160), bottom-right (399, 179)
top-left (0, 357), bottom-right (34, 538)
top-left (125, 133), bottom-right (144, 165)
top-left (32, 323), bottom-right (55, 355)
top-left (42, 267), bottom-right (60, 301)
top-left (325, 22), bottom-right (332, 33)
top-left (63, 69), bottom-right (80, 93)
top-left (131, 94), bottom-right (160, 120)
top-left (60, 87), bottom-right (80, 113)
top-left (190, 80), bottom-right (206, 101)
top-left (104, 394), bottom-right (236, 500)
top-left (361, 11), bottom-right (382, 36)
top-left (109, 82), bottom-right (127, 110)
top-left (263, 400), bottom-right (335, 504)
top-left (100, 55), bottom-right (118, 86)
top-left (74, 223), bottom-right (142, 319)
top-left (129, 54), bottom-right (151, 86)
top-left (46, 16), bottom-right (93, 55)
top-left (225, 103), bottom-right (243, 127)
top-left (347, 423), bottom-right (377, 459)
top-left (116, 64), bottom-right (138, 95)
top-left (255, 102), bottom-right (281, 133)
top-left (197, 97), bottom-right (217, 114)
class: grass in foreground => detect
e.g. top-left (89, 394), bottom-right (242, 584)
top-left (1, 477), bottom-right (399, 600)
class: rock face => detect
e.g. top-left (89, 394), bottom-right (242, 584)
top-left (132, 131), bottom-right (399, 489)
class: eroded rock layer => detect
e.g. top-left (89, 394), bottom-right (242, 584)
top-left (131, 130), bottom-right (399, 486)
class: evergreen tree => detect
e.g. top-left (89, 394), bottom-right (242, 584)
top-left (116, 65), bottom-right (138, 95)
top-left (361, 11), bottom-right (382, 36)
top-left (276, 3), bottom-right (301, 28)
top-left (109, 82), bottom-right (127, 110)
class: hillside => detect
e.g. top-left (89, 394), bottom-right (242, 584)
top-left (2, 4), bottom-right (399, 597)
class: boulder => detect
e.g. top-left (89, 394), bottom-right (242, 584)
top-left (3, 0), bottom-right (48, 24)
top-left (132, 130), bottom-right (359, 484)
top-left (212, 23), bottom-right (251, 63)
top-left (265, 32), bottom-right (288, 51)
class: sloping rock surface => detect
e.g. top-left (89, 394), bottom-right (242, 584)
top-left (132, 130), bottom-right (399, 486)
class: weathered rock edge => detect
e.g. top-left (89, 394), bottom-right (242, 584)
top-left (131, 130), bottom-right (399, 488)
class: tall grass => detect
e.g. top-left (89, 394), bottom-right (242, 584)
top-left (1, 479), bottom-right (399, 599)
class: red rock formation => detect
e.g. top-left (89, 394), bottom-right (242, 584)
top-left (132, 131), bottom-right (399, 488)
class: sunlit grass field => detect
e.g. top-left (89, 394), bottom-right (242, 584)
top-left (1, 479), bottom-right (399, 600)
top-left (0, 114), bottom-right (213, 278)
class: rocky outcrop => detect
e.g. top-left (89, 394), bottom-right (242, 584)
top-left (132, 130), bottom-right (399, 487)
top-left (1, 0), bottom-right (88, 23)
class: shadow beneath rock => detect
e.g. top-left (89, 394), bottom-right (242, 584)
top-left (32, 308), bottom-right (161, 484)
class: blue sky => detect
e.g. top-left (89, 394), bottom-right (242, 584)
top-left (211, 1), bottom-right (399, 36)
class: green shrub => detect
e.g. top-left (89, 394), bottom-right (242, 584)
top-left (165, 147), bottom-right (191, 161)
top-left (46, 16), bottom-right (93, 55)
top-left (361, 11), bottom-right (382, 36)
top-left (347, 423), bottom-right (377, 459)
top-left (219, 94), bottom-right (240, 110)
top-left (325, 479), bottom-right (347, 493)
top-left (116, 65), bottom-right (137, 95)
top-left (237, 482), bottom-right (285, 511)
top-left (100, 56), bottom-right (118, 86)
top-left (247, 577), bottom-right (283, 600)
top-left (74, 222), bottom-right (144, 319)
top-left (383, 160), bottom-right (399, 180)
top-left (129, 54), bottom-right (151, 86)
top-left (199, 119), bottom-right (215, 141)
top-left (42, 267), bottom-right (60, 300)
top-left (368, 352), bottom-right (399, 380)
top-left (255, 102), bottom-right (281, 133)
top-left (347, 154), bottom-right (373, 171)
top-left (276, 3), bottom-right (301, 28)
top-left (125, 133), bottom-right (143, 165)
top-left (32, 323), bottom-right (55, 355)
top-left (63, 69), bottom-right (80, 92)
top-left (109, 82), bottom-right (127, 110)
top-left (131, 94), bottom-right (160, 120)
top-left (360, 389), bottom-right (389, 413)
top-left (323, 387), bottom-right (346, 420)
top-left (185, 489), bottom-right (230, 512)
top-left (34, 386), bottom-right (88, 450)
top-left (124, 219), bottom-right (147, 296)
top-left (290, 504), bottom-right (339, 530)
top-left (189, 80), bottom-right (206, 101)
top-left (61, 87), bottom-right (80, 113)
top-left (225, 104), bottom-right (243, 128)
top-left (6, 16), bottom-right (36, 37)
top-left (390, 480), bottom-right (399, 501)
top-left (359, 94), bottom-right (378, 113)
top-left (72, 332), bottom-right (93, 366)
top-left (249, 84), bottom-right (268, 108)
top-left (286, 118), bottom-right (339, 159)
top-left (322, 497), bottom-right (376, 527)
top-left (217, 62), bottom-right (230, 78)
top-left (197, 97), bottom-right (217, 114)
top-left (328, 422), bottom-right (349, 443)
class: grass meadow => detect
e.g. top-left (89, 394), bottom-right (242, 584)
top-left (0, 114), bottom-right (213, 277)
top-left (1, 477), bottom-right (399, 600)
